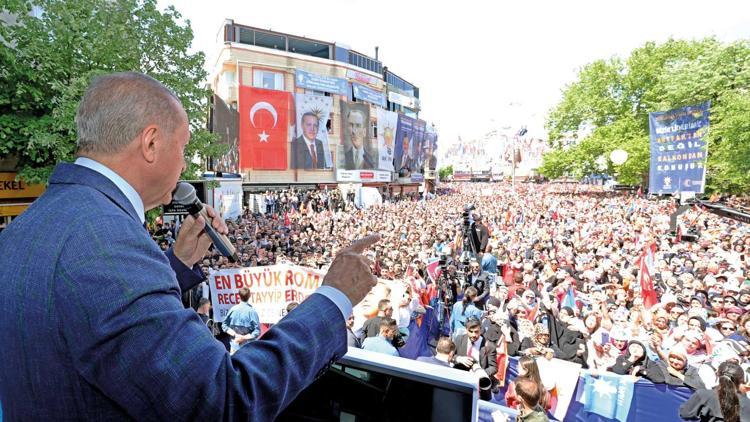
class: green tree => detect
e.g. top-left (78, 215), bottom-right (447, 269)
top-left (438, 165), bottom-right (453, 181)
top-left (541, 38), bottom-right (750, 193)
top-left (0, 0), bottom-right (224, 183)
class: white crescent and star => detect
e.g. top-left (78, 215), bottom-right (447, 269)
top-left (249, 102), bottom-right (278, 143)
top-left (249, 102), bottom-right (278, 128)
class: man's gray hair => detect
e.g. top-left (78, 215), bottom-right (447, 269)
top-left (75, 72), bottom-right (183, 155)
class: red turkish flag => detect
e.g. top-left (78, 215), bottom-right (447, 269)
top-left (636, 242), bottom-right (659, 309)
top-left (239, 86), bottom-right (290, 170)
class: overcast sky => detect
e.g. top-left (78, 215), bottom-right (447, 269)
top-left (161, 0), bottom-right (750, 151)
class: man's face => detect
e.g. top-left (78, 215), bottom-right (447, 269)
top-left (384, 127), bottom-right (394, 147)
top-left (470, 263), bottom-right (480, 275)
top-left (154, 105), bottom-right (189, 208)
top-left (468, 326), bottom-right (482, 343)
top-left (402, 137), bottom-right (410, 156)
top-left (302, 114), bottom-right (319, 140)
top-left (384, 325), bottom-right (397, 340)
top-left (348, 111), bottom-right (365, 149)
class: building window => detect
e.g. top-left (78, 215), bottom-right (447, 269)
top-left (254, 30), bottom-right (286, 51)
top-left (253, 70), bottom-right (284, 90)
top-left (288, 37), bottom-right (330, 59)
top-left (238, 27), bottom-right (254, 44)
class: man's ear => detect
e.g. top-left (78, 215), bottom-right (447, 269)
top-left (139, 124), bottom-right (159, 163)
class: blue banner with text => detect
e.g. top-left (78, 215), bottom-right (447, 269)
top-left (648, 102), bottom-right (710, 194)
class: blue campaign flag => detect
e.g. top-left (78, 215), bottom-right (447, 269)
top-left (582, 372), bottom-right (635, 422)
top-left (352, 83), bottom-right (386, 107)
top-left (295, 69), bottom-right (348, 96)
top-left (648, 102), bottom-right (710, 195)
top-left (561, 287), bottom-right (576, 309)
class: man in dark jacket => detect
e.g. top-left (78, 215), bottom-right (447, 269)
top-left (465, 259), bottom-right (491, 309)
top-left (416, 337), bottom-right (455, 367)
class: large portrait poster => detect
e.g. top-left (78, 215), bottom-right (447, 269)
top-left (338, 101), bottom-right (375, 170)
top-left (376, 108), bottom-right (398, 172)
top-left (293, 93), bottom-right (333, 169)
top-left (425, 127), bottom-right (438, 170)
top-left (412, 119), bottom-right (427, 177)
top-left (394, 114), bottom-right (416, 177)
top-left (648, 102), bottom-right (710, 194)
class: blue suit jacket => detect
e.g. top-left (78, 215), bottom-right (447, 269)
top-left (0, 163), bottom-right (347, 421)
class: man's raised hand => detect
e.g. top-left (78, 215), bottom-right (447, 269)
top-left (323, 235), bottom-right (381, 305)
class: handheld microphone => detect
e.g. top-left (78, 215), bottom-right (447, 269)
top-left (172, 182), bottom-right (239, 262)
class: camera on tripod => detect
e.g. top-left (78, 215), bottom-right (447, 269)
top-left (460, 203), bottom-right (480, 267)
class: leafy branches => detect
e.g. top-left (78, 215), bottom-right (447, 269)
top-left (1, 0), bottom-right (223, 183)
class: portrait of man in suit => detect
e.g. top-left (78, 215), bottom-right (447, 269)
top-left (292, 112), bottom-right (327, 169)
top-left (397, 134), bottom-right (415, 176)
top-left (342, 108), bottom-right (374, 170)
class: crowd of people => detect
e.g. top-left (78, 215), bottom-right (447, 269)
top-left (152, 181), bottom-right (750, 421)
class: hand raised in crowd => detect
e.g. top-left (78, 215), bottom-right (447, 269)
top-left (174, 204), bottom-right (228, 267)
top-left (323, 234), bottom-right (381, 305)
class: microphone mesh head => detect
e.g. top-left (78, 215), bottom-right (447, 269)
top-left (172, 182), bottom-right (197, 204)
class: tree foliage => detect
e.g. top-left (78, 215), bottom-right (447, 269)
top-left (438, 165), bottom-right (453, 181)
top-left (0, 0), bottom-right (224, 183)
top-left (540, 38), bottom-right (750, 193)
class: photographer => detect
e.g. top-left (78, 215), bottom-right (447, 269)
top-left (453, 318), bottom-right (497, 400)
top-left (473, 213), bottom-right (490, 253)
top-left (466, 259), bottom-right (491, 309)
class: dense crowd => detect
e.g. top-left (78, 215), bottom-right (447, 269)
top-left (151, 182), bottom-right (750, 421)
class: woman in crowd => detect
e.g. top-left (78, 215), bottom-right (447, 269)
top-left (608, 340), bottom-right (656, 377)
top-left (505, 356), bottom-right (551, 412)
top-left (450, 286), bottom-right (482, 337)
top-left (680, 361), bottom-right (750, 422)
top-left (645, 345), bottom-right (706, 390)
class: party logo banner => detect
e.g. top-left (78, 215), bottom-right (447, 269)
top-left (295, 69), bottom-right (348, 95)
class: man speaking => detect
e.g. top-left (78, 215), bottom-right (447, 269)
top-left (0, 72), bottom-right (379, 421)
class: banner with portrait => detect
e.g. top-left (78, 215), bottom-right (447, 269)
top-left (238, 86), bottom-right (290, 170)
top-left (376, 108), bottom-right (398, 172)
top-left (337, 101), bottom-right (375, 171)
top-left (424, 126), bottom-right (438, 170)
top-left (293, 93), bottom-right (333, 169)
top-left (394, 114), bottom-right (416, 177)
top-left (648, 102), bottom-right (710, 194)
top-left (412, 119), bottom-right (427, 177)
